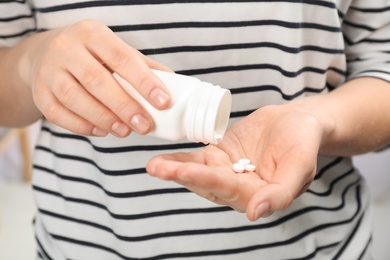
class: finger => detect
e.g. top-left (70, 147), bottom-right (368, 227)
top-left (148, 150), bottom-right (206, 168)
top-left (149, 159), bottom-right (245, 204)
top-left (147, 146), bottom-right (230, 174)
top-left (34, 84), bottom-right (107, 137)
top-left (174, 163), bottom-right (267, 212)
top-left (50, 71), bottom-right (132, 137)
top-left (246, 155), bottom-right (316, 221)
top-left (181, 182), bottom-right (242, 211)
top-left (65, 48), bottom-right (154, 135)
top-left (81, 21), bottom-right (171, 110)
top-left (146, 158), bottom-right (184, 180)
top-left (143, 55), bottom-right (174, 73)
top-left (148, 157), bottom-right (229, 187)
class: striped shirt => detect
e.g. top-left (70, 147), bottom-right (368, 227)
top-left (1, 1), bottom-right (390, 259)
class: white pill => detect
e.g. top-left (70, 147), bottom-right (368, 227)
top-left (232, 163), bottom-right (245, 173)
top-left (244, 164), bottom-right (256, 172)
top-left (238, 158), bottom-right (251, 165)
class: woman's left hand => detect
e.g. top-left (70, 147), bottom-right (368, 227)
top-left (147, 101), bottom-right (332, 221)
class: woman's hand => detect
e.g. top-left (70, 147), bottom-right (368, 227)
top-left (147, 101), bottom-right (333, 221)
top-left (20, 19), bottom-right (172, 137)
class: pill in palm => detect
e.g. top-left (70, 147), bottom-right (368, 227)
top-left (232, 158), bottom-right (256, 173)
top-left (244, 164), bottom-right (256, 172)
top-left (232, 163), bottom-right (245, 173)
top-left (238, 158), bottom-right (250, 165)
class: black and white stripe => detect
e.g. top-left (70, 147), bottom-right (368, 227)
top-left (2, 0), bottom-right (389, 259)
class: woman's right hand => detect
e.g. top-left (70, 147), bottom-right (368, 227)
top-left (20, 19), bottom-right (172, 137)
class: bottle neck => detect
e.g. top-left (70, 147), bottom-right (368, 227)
top-left (185, 82), bottom-right (231, 144)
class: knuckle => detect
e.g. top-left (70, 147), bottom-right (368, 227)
top-left (49, 33), bottom-right (71, 53)
top-left (55, 81), bottom-right (79, 108)
top-left (42, 101), bottom-right (61, 123)
top-left (114, 99), bottom-right (130, 113)
top-left (75, 19), bottom-right (109, 47)
top-left (74, 122), bottom-right (93, 136)
top-left (109, 48), bottom-right (135, 70)
top-left (93, 109), bottom-right (116, 129)
top-left (74, 19), bottom-right (102, 33)
top-left (137, 73), bottom-right (151, 90)
top-left (82, 68), bottom-right (105, 89)
top-left (113, 99), bottom-right (135, 121)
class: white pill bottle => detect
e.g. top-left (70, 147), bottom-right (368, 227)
top-left (113, 70), bottom-right (232, 144)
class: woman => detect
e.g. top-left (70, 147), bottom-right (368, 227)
top-left (1, 1), bottom-right (390, 259)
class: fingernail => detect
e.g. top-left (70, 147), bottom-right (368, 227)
top-left (111, 121), bottom-right (130, 137)
top-left (92, 127), bottom-right (108, 137)
top-left (130, 114), bottom-right (151, 134)
top-left (255, 202), bottom-right (269, 220)
top-left (150, 88), bottom-right (170, 109)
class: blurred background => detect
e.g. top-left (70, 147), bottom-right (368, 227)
top-left (0, 121), bottom-right (390, 259)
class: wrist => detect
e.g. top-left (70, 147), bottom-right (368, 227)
top-left (0, 35), bottom-right (44, 126)
top-left (15, 32), bottom-right (44, 88)
top-left (287, 95), bottom-right (337, 154)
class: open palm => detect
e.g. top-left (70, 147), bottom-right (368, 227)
top-left (147, 103), bottom-right (326, 221)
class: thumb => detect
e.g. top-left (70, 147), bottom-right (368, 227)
top-left (246, 156), bottom-right (316, 221)
top-left (246, 183), bottom-right (295, 221)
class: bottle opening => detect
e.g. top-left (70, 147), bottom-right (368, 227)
top-left (184, 81), bottom-right (232, 144)
top-left (213, 91), bottom-right (231, 143)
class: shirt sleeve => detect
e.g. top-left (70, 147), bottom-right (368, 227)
top-left (0, 0), bottom-right (36, 47)
top-left (342, 0), bottom-right (390, 82)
